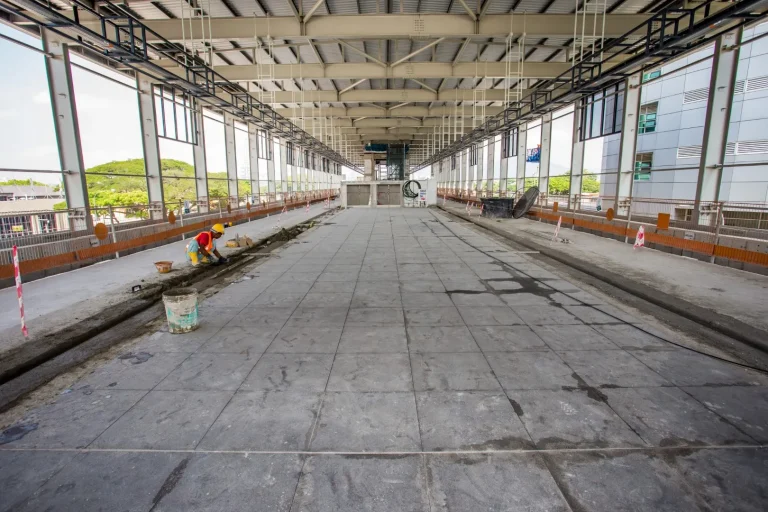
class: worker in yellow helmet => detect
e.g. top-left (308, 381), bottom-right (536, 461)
top-left (186, 223), bottom-right (228, 266)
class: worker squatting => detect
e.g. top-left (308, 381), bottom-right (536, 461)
top-left (186, 223), bottom-right (229, 266)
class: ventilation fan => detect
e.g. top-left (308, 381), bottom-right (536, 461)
top-left (511, 186), bottom-right (540, 219)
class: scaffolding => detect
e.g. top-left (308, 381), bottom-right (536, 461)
top-left (572, 0), bottom-right (608, 65)
top-left (180, 0), bottom-right (213, 68)
top-left (504, 14), bottom-right (526, 108)
top-left (253, 13), bottom-right (275, 108)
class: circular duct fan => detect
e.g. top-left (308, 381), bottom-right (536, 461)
top-left (512, 187), bottom-right (540, 219)
top-left (402, 180), bottom-right (420, 199)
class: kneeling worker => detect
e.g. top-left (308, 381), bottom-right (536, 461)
top-left (186, 223), bottom-right (228, 266)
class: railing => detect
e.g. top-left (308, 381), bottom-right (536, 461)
top-left (0, 189), bottom-right (339, 279)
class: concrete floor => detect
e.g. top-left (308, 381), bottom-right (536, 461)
top-left (1, 207), bottom-right (767, 511)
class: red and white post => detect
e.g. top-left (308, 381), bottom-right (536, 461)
top-left (306, 199), bottom-right (310, 213)
top-left (12, 246), bottom-right (28, 337)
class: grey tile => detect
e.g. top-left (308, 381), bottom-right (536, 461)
top-left (683, 386), bottom-right (768, 443)
top-left (441, 279), bottom-right (487, 292)
top-left (476, 270), bottom-right (517, 280)
top-left (487, 280), bottom-right (524, 291)
top-left (543, 451), bottom-right (702, 512)
top-left (199, 391), bottom-right (322, 451)
top-left (134, 325), bottom-right (222, 353)
top-left (606, 387), bottom-right (755, 447)
top-left (3, 389), bottom-right (145, 449)
top-left (15, 451), bottom-right (184, 512)
top-left (78, 351), bottom-right (190, 390)
top-left (93, 390), bottom-right (232, 449)
top-left (500, 293), bottom-right (552, 307)
top-left (411, 353), bottom-right (501, 392)
top-left (427, 453), bottom-right (570, 512)
top-left (592, 324), bottom-right (673, 350)
top-left (311, 392), bottom-right (421, 452)
top-left (512, 305), bottom-right (583, 326)
top-left (310, 281), bottom-right (357, 293)
top-left (317, 272), bottom-right (355, 282)
top-left (404, 307), bottom-right (464, 326)
top-left (152, 453), bottom-right (303, 512)
top-left (672, 448), bottom-right (768, 512)
top-left (338, 326), bottom-right (408, 353)
top-left (287, 307), bottom-right (349, 327)
top-left (406, 326), bottom-right (479, 352)
top-left (155, 353), bottom-right (257, 391)
top-left (509, 389), bottom-right (646, 449)
top-left (198, 325), bottom-right (279, 354)
top-left (351, 289), bottom-right (402, 308)
top-left (358, 271), bottom-right (400, 282)
top-left (450, 293), bottom-right (506, 307)
top-left (240, 354), bottom-right (334, 392)
top-left (231, 306), bottom-right (295, 327)
top-left (400, 280), bottom-right (446, 293)
top-left (346, 307), bottom-right (405, 326)
top-left (487, 351), bottom-right (581, 391)
top-left (457, 306), bottom-right (524, 326)
top-left (416, 392), bottom-right (532, 451)
top-left (563, 305), bottom-right (621, 324)
top-left (559, 350), bottom-right (672, 388)
top-left (267, 327), bottom-right (343, 353)
top-left (632, 351), bottom-right (768, 387)
top-left (354, 282), bottom-right (400, 294)
top-left (290, 455), bottom-right (429, 512)
top-left (401, 292), bottom-right (454, 308)
top-left (531, 325), bottom-right (619, 351)
top-left (300, 292), bottom-right (353, 308)
top-left (328, 354), bottom-right (413, 392)
top-left (470, 326), bottom-right (547, 351)
top-left (0, 450), bottom-right (76, 511)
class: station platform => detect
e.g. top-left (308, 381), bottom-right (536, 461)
top-left (0, 207), bottom-right (766, 511)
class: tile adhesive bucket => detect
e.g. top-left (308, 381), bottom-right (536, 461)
top-left (162, 287), bottom-right (199, 333)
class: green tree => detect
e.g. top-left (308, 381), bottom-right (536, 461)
top-left (0, 179), bottom-right (49, 186)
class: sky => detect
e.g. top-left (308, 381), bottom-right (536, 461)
top-left (0, 23), bottom-right (603, 188)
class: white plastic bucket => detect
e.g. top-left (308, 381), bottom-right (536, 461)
top-left (162, 288), bottom-right (199, 333)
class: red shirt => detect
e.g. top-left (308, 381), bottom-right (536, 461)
top-left (195, 231), bottom-right (212, 249)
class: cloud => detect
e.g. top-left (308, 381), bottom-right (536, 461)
top-left (32, 90), bottom-right (49, 104)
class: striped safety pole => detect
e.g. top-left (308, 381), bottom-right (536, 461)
top-left (12, 246), bottom-right (28, 337)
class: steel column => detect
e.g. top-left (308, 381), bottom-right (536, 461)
top-left (538, 113), bottom-right (553, 202)
top-left (192, 107), bottom-right (209, 212)
top-left (516, 127), bottom-right (528, 196)
top-left (136, 74), bottom-right (165, 220)
top-left (223, 113), bottom-right (239, 203)
top-left (569, 105), bottom-right (585, 210)
top-left (280, 140), bottom-right (289, 197)
top-left (695, 28), bottom-right (742, 223)
top-left (41, 30), bottom-right (91, 231)
top-left (615, 73), bottom-right (642, 216)
top-left (248, 123), bottom-right (260, 204)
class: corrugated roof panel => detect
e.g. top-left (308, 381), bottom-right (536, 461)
top-left (401, 0), bottom-right (421, 13)
top-left (207, 0), bottom-right (239, 17)
top-left (340, 41), bottom-right (367, 63)
top-left (122, 3), bottom-right (170, 19)
top-left (363, 41), bottom-right (384, 62)
top-left (514, 0), bottom-right (549, 13)
top-left (434, 40), bottom-right (462, 63)
top-left (358, 0), bottom-right (382, 14)
top-left (417, 0), bottom-right (452, 14)
top-left (327, 0), bottom-right (361, 15)
top-left (486, 0), bottom-right (515, 14)
top-left (317, 42), bottom-right (343, 63)
top-left (262, 0), bottom-right (300, 16)
top-left (610, 0), bottom-right (654, 14)
top-left (272, 46), bottom-right (299, 64)
top-left (298, 44), bottom-right (321, 64)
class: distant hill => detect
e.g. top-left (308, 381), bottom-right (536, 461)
top-left (54, 158), bottom-right (250, 216)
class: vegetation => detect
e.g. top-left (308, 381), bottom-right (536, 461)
top-left (52, 159), bottom-right (251, 217)
top-left (0, 179), bottom-right (61, 191)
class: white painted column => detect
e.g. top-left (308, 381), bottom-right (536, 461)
top-left (476, 142), bottom-right (484, 195)
top-left (695, 28), bottom-right (742, 222)
top-left (266, 133), bottom-right (276, 201)
top-left (538, 113), bottom-right (553, 202)
top-left (223, 113), bottom-right (238, 203)
top-left (248, 124), bottom-right (260, 205)
top-left (569, 105), bottom-right (585, 210)
top-left (192, 107), bottom-right (209, 212)
top-left (486, 137), bottom-right (495, 195)
top-left (499, 148), bottom-right (509, 197)
top-left (280, 140), bottom-right (289, 198)
top-left (516, 126), bottom-right (528, 196)
top-left (615, 74), bottom-right (642, 215)
top-left (135, 74), bottom-right (165, 220)
top-left (41, 30), bottom-right (91, 230)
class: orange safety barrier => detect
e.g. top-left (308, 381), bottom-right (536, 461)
top-left (0, 196), bottom-right (336, 280)
top-left (439, 193), bottom-right (768, 268)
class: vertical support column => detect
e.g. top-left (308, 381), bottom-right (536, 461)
top-left (223, 113), bottom-right (238, 204)
top-left (266, 133), bottom-right (276, 201)
top-left (516, 126), bottom-right (528, 196)
top-left (485, 137), bottom-right (494, 195)
top-left (280, 140), bottom-right (289, 199)
top-left (248, 124), bottom-right (260, 205)
top-left (615, 73), bottom-right (642, 215)
top-left (135, 74), bottom-right (165, 220)
top-left (41, 30), bottom-right (91, 231)
top-left (499, 146), bottom-right (508, 197)
top-left (476, 142), bottom-right (484, 195)
top-left (538, 112), bottom-right (553, 203)
top-left (468, 148), bottom-right (476, 196)
top-left (569, 105), bottom-right (585, 210)
top-left (695, 29), bottom-right (741, 223)
top-left (192, 106), bottom-right (209, 212)
top-left (458, 152), bottom-right (465, 195)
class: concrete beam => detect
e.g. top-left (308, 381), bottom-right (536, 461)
top-left (278, 106), bottom-right (505, 117)
top-left (264, 88), bottom-right (516, 104)
top-left (163, 61), bottom-right (568, 80)
top-left (84, 14), bottom-right (663, 42)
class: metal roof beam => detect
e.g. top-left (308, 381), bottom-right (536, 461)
top-left (279, 105), bottom-right (505, 117)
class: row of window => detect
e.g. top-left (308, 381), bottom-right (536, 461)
top-left (282, 141), bottom-right (341, 174)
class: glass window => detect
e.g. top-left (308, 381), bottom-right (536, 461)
top-left (639, 102), bottom-right (658, 134)
top-left (642, 70), bottom-right (661, 82)
top-left (634, 152), bottom-right (653, 181)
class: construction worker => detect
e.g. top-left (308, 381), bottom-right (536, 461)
top-left (186, 223), bottom-right (228, 266)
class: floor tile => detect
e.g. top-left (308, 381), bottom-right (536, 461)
top-left (93, 390), bottom-right (232, 449)
top-left (311, 392), bottom-right (421, 452)
top-left (299, 292), bottom-right (353, 308)
top-left (450, 293), bottom-right (506, 307)
top-left (267, 327), bottom-right (343, 353)
top-left (531, 325), bottom-right (618, 351)
top-left (198, 325), bottom-right (279, 354)
top-left (155, 353), bottom-right (257, 391)
top-left (327, 354), bottom-right (413, 392)
top-left (411, 353), bottom-right (501, 392)
top-left (470, 326), bottom-right (547, 351)
top-left (404, 307), bottom-right (464, 326)
top-left (559, 350), bottom-right (672, 388)
top-left (591, 324), bottom-right (675, 350)
top-left (487, 351), bottom-right (581, 391)
top-left (457, 306), bottom-right (524, 326)
top-left (683, 385), bottom-right (768, 442)
top-left (0, 450), bottom-right (76, 511)
top-left (77, 351), bottom-right (190, 390)
top-left (401, 292), bottom-right (454, 308)
top-left (286, 307), bottom-right (349, 327)
top-left (406, 326), bottom-right (479, 352)
top-left (512, 305), bottom-right (583, 326)
top-left (337, 326), bottom-right (408, 353)
top-left (632, 351), bottom-right (768, 387)
top-left (240, 354), bottom-right (334, 392)
top-left (416, 392), bottom-right (532, 451)
top-left (345, 307), bottom-right (405, 326)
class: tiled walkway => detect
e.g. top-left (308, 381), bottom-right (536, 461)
top-left (1, 208), bottom-right (767, 511)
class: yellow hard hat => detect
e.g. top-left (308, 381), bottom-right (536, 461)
top-left (211, 223), bottom-right (225, 234)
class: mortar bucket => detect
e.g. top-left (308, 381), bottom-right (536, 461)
top-left (162, 288), bottom-right (199, 333)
